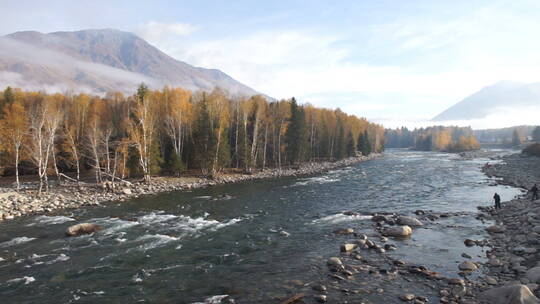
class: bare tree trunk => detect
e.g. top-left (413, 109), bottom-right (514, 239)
top-left (263, 124), bottom-right (268, 169)
top-left (14, 146), bottom-right (20, 191)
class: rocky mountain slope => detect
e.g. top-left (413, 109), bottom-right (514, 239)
top-left (0, 29), bottom-right (259, 95)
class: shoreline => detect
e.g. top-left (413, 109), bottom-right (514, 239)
top-left (470, 152), bottom-right (540, 303)
top-left (0, 154), bottom-right (381, 221)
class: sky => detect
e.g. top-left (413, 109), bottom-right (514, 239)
top-left (1, 0), bottom-right (540, 128)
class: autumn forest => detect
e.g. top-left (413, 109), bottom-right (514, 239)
top-left (0, 85), bottom-right (385, 194)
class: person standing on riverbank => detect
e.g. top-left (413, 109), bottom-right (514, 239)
top-left (531, 184), bottom-right (539, 201)
top-left (493, 193), bottom-right (501, 209)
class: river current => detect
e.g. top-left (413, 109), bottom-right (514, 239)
top-left (0, 150), bottom-right (522, 303)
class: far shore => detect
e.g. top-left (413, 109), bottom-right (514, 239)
top-left (0, 154), bottom-right (380, 221)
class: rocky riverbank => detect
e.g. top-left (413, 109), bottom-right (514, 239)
top-left (286, 151), bottom-right (540, 304)
top-left (0, 154), bottom-right (380, 221)
top-left (468, 153), bottom-right (540, 303)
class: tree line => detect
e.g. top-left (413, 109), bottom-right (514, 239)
top-left (385, 126), bottom-right (480, 152)
top-left (0, 85), bottom-right (384, 193)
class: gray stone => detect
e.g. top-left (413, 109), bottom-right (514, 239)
top-left (486, 225), bottom-right (506, 233)
top-left (479, 284), bottom-right (540, 304)
top-left (526, 267), bottom-right (540, 284)
top-left (327, 257), bottom-right (343, 267)
top-left (485, 276), bottom-right (498, 285)
top-left (400, 293), bottom-right (415, 301)
top-left (340, 243), bottom-right (357, 252)
top-left (382, 225), bottom-right (413, 237)
top-left (65, 223), bottom-right (102, 237)
top-left (334, 228), bottom-right (354, 235)
top-left (458, 261), bottom-right (478, 271)
top-left (397, 216), bottom-right (423, 227)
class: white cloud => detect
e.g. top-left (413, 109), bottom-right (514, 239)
top-left (139, 1), bottom-right (540, 128)
top-left (136, 21), bottom-right (196, 43)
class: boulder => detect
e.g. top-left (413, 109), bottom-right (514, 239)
top-left (340, 243), bottom-right (357, 252)
top-left (122, 188), bottom-right (132, 195)
top-left (66, 223), bottom-right (102, 237)
top-left (486, 225), bottom-right (506, 233)
top-left (526, 267), bottom-right (540, 284)
top-left (400, 293), bottom-right (415, 301)
top-left (327, 257), bottom-right (343, 267)
top-left (397, 216), bottom-right (423, 227)
top-left (458, 261), bottom-right (478, 271)
top-left (333, 228), bottom-right (354, 235)
top-left (382, 225), bottom-right (412, 237)
top-left (479, 284), bottom-right (540, 304)
top-left (464, 239), bottom-right (476, 247)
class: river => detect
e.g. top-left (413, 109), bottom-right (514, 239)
top-left (0, 149), bottom-right (522, 303)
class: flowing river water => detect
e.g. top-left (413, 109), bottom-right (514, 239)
top-left (0, 150), bottom-right (523, 303)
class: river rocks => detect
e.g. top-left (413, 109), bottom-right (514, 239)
top-left (448, 278), bottom-right (465, 285)
top-left (382, 225), bottom-right (412, 237)
top-left (384, 244), bottom-right (397, 251)
top-left (333, 228), bottom-right (354, 235)
top-left (396, 216), bottom-right (423, 227)
top-left (65, 223), bottom-right (102, 237)
top-left (400, 293), bottom-right (415, 301)
top-left (485, 276), bottom-right (498, 285)
top-left (327, 257), bottom-right (343, 267)
top-left (314, 295), bottom-right (327, 303)
top-left (459, 261), bottom-right (478, 271)
top-left (312, 284), bottom-right (327, 292)
top-left (279, 231), bottom-right (290, 237)
top-left (486, 225), bottom-right (506, 233)
top-left (479, 284), bottom-right (540, 304)
top-left (526, 267), bottom-right (540, 284)
top-left (122, 188), bottom-right (132, 195)
top-left (340, 243), bottom-right (357, 252)
top-left (464, 239), bottom-right (476, 247)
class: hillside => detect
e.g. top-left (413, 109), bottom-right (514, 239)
top-left (0, 29), bottom-right (259, 95)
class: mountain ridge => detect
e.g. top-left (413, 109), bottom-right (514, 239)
top-left (0, 28), bottom-right (260, 96)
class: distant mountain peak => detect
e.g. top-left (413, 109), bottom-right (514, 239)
top-left (432, 81), bottom-right (540, 121)
top-left (0, 28), bottom-right (260, 96)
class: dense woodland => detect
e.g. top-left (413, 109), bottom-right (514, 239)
top-left (385, 126), bottom-right (480, 152)
top-left (0, 86), bottom-right (384, 193)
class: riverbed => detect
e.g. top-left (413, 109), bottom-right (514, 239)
top-left (0, 150), bottom-right (523, 303)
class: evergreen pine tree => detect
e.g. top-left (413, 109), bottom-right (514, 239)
top-left (194, 95), bottom-right (216, 174)
top-left (358, 130), bottom-right (372, 156)
top-left (346, 131), bottom-right (356, 157)
top-left (285, 98), bottom-right (308, 164)
top-left (335, 125), bottom-right (346, 159)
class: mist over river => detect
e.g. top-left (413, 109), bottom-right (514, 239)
top-left (0, 150), bottom-right (522, 303)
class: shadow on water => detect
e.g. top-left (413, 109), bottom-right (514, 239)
top-left (0, 149), bottom-right (522, 303)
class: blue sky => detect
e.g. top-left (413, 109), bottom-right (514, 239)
top-left (1, 0), bottom-right (540, 127)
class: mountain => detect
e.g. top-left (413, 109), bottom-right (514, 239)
top-left (432, 81), bottom-right (540, 121)
top-left (0, 29), bottom-right (259, 96)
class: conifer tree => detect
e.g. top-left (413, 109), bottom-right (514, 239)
top-left (285, 98), bottom-right (308, 164)
top-left (346, 131), bottom-right (356, 157)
